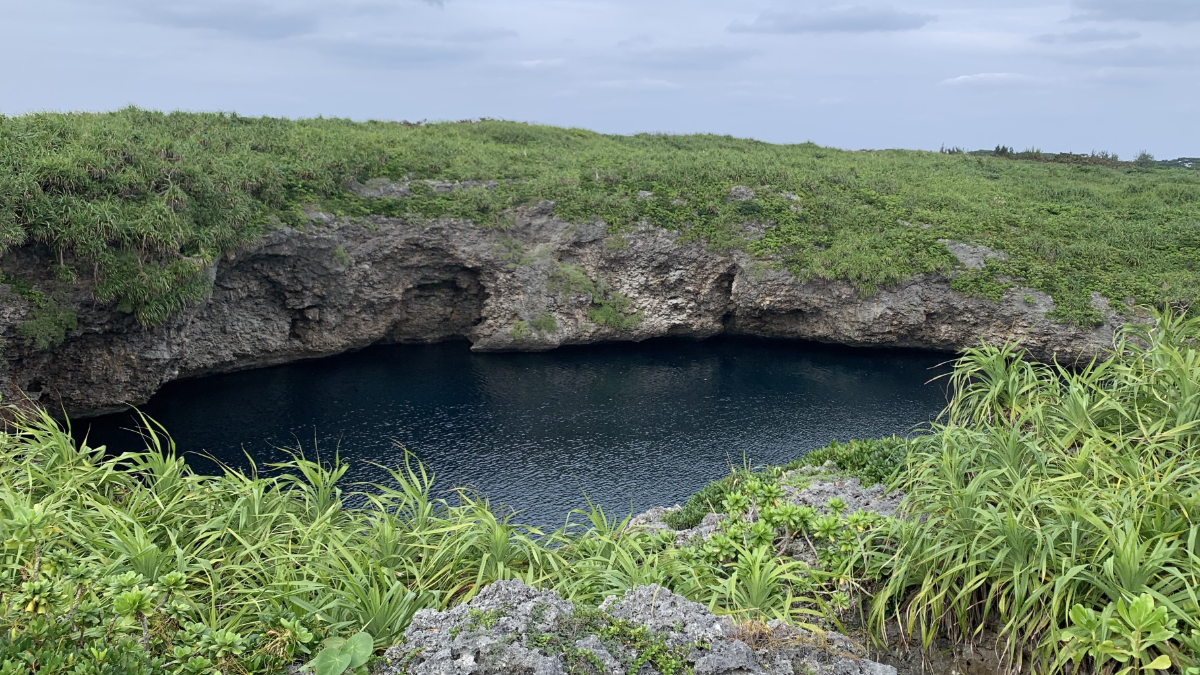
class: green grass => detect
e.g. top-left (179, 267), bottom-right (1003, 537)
top-left (663, 437), bottom-right (912, 530)
top-left (786, 436), bottom-right (912, 488)
top-left (2, 109), bottom-right (1198, 332)
top-left (4, 312), bottom-right (1199, 672)
top-left (655, 311), bottom-right (1200, 673)
top-left (864, 312), bottom-right (1200, 671)
top-left (0, 408), bottom-right (842, 673)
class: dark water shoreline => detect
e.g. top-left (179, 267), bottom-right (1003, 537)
top-left (75, 336), bottom-right (952, 524)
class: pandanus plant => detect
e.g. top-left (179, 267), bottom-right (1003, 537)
top-left (867, 311), bottom-right (1200, 671)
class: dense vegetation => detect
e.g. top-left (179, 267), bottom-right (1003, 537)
top-left (669, 312), bottom-right (1200, 673)
top-left (3, 311), bottom-right (1198, 673)
top-left (0, 407), bottom-right (867, 674)
top-left (1, 109), bottom-right (1198, 334)
top-left (876, 312), bottom-right (1200, 671)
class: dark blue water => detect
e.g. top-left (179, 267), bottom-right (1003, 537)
top-left (75, 338), bottom-right (951, 525)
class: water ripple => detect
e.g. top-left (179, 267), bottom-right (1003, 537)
top-left (77, 337), bottom-right (951, 525)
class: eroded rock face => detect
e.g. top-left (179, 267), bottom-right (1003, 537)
top-left (0, 205), bottom-right (1127, 416)
top-left (373, 580), bottom-right (895, 675)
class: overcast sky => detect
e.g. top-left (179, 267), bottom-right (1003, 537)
top-left (3, 0), bottom-right (1197, 157)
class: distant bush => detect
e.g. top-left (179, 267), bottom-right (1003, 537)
top-left (15, 296), bottom-right (77, 349)
top-left (663, 476), bottom-right (733, 530)
top-left (332, 245), bottom-right (352, 266)
top-left (587, 291), bottom-right (644, 330)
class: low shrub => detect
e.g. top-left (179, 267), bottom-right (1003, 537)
top-left (788, 436), bottom-right (912, 488)
top-left (663, 477), bottom-right (733, 530)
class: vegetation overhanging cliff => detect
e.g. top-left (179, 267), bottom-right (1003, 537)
top-left (3, 108), bottom-right (1198, 328)
top-left (1, 109), bottom-right (1198, 413)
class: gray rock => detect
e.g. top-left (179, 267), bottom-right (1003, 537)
top-left (627, 507), bottom-right (677, 535)
top-left (600, 585), bottom-right (725, 648)
top-left (1, 200), bottom-right (1128, 415)
top-left (937, 240), bottom-right (1008, 271)
top-left (377, 580), bottom-right (572, 675)
top-left (780, 477), bottom-right (904, 518)
top-left (374, 581), bottom-right (894, 675)
top-left (693, 640), bottom-right (765, 674)
top-left (347, 177), bottom-right (501, 200)
top-left (740, 621), bottom-right (896, 675)
top-left (424, 180), bottom-right (458, 194)
top-left (347, 177), bottom-right (413, 198)
top-left (628, 506), bottom-right (675, 526)
top-left (631, 508), bottom-right (727, 547)
top-left (728, 186), bottom-right (755, 201)
top-left (574, 635), bottom-right (625, 674)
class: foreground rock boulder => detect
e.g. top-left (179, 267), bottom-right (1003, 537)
top-left (373, 580), bottom-right (894, 675)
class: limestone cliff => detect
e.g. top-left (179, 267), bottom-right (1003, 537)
top-left (0, 201), bottom-right (1126, 417)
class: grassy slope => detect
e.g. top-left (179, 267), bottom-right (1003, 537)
top-left (1, 108), bottom-right (1198, 334)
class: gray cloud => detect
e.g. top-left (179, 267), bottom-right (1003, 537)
top-left (313, 30), bottom-right (514, 69)
top-left (6, 0), bottom-right (1199, 158)
top-left (729, 6), bottom-right (936, 34)
top-left (99, 0), bottom-right (446, 41)
top-left (1070, 0), bottom-right (1200, 23)
top-left (592, 78), bottom-right (683, 90)
top-left (1032, 28), bottom-right (1140, 43)
top-left (135, 1), bottom-right (320, 39)
top-left (1056, 45), bottom-right (1200, 67)
top-left (318, 40), bottom-right (476, 66)
top-left (621, 44), bottom-right (754, 71)
top-left (1080, 68), bottom-right (1165, 87)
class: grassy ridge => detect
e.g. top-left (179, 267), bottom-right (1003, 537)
top-left (1, 108), bottom-right (1198, 335)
